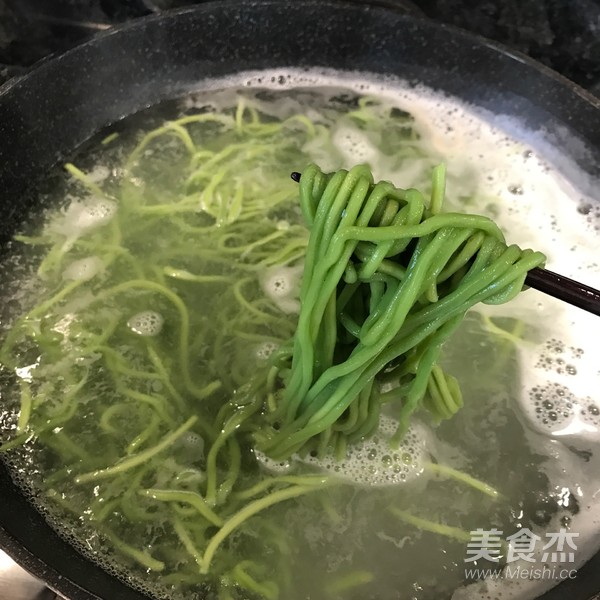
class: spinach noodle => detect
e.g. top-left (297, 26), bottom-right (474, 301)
top-left (257, 163), bottom-right (546, 460)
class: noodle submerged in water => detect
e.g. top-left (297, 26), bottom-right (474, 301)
top-left (0, 77), bottom-right (599, 600)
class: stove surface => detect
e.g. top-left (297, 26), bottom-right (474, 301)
top-left (0, 550), bottom-right (56, 600)
top-left (1, 0), bottom-right (599, 93)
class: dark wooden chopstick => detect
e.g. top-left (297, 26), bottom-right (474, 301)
top-left (524, 268), bottom-right (600, 316)
top-left (290, 171), bottom-right (600, 317)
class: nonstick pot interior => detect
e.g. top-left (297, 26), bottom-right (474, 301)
top-left (1, 1), bottom-right (599, 598)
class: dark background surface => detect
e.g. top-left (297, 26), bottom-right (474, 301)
top-left (0, 0), bottom-right (599, 95)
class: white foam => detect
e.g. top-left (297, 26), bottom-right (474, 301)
top-left (332, 124), bottom-right (379, 165)
top-left (47, 195), bottom-right (117, 255)
top-left (255, 341), bottom-right (279, 361)
top-left (62, 256), bottom-right (104, 282)
top-left (301, 416), bottom-right (429, 486)
top-left (259, 264), bottom-right (303, 314)
top-left (257, 416), bottom-right (431, 487)
top-left (50, 196), bottom-right (117, 237)
top-left (485, 302), bottom-right (600, 447)
top-left (87, 165), bottom-right (110, 183)
top-left (254, 452), bottom-right (294, 474)
top-left (126, 311), bottom-right (164, 337)
top-left (176, 432), bottom-right (205, 462)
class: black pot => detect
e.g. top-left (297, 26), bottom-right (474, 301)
top-left (0, 1), bottom-right (599, 599)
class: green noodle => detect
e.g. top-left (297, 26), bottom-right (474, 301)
top-left (257, 163), bottom-right (545, 459)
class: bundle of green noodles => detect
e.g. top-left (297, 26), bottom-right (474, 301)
top-left (258, 163), bottom-right (546, 459)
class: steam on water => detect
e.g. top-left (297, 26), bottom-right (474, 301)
top-left (0, 70), bottom-right (599, 600)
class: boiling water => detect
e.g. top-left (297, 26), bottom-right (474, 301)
top-left (0, 70), bottom-right (599, 600)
